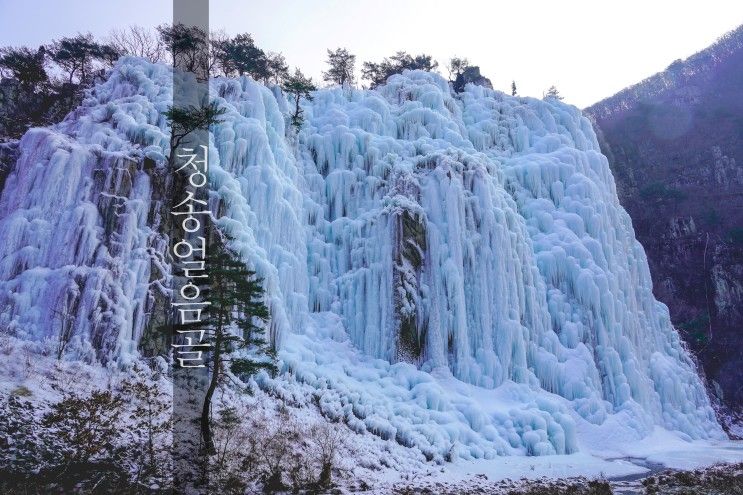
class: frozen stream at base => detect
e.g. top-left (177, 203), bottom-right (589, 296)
top-left (382, 440), bottom-right (743, 493)
top-left (608, 446), bottom-right (743, 495)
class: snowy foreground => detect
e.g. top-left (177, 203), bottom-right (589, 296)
top-left (0, 57), bottom-right (739, 482)
top-left (1, 337), bottom-right (740, 492)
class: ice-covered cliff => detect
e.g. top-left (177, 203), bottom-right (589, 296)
top-left (0, 58), bottom-right (724, 460)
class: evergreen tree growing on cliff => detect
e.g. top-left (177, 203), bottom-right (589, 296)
top-left (282, 69), bottom-right (315, 128)
top-left (164, 101), bottom-right (226, 165)
top-left (322, 48), bottom-right (355, 86)
top-left (362, 51), bottom-right (439, 88)
top-left (265, 52), bottom-right (289, 84)
top-left (544, 85), bottom-right (563, 100)
top-left (182, 233), bottom-right (275, 455)
top-left (214, 33), bottom-right (268, 80)
top-left (511, 80), bottom-right (517, 96)
top-left (0, 46), bottom-right (48, 90)
top-left (48, 33), bottom-right (119, 85)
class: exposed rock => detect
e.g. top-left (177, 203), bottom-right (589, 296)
top-left (453, 66), bottom-right (493, 93)
top-left (0, 140), bottom-right (19, 193)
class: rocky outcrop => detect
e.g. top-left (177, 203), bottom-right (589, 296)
top-left (0, 140), bottom-right (18, 193)
top-left (453, 66), bottom-right (493, 93)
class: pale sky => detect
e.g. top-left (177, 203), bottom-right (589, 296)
top-left (1, 0), bottom-right (741, 107)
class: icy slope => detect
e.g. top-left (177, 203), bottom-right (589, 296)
top-left (0, 58), bottom-right (724, 460)
top-left (0, 61), bottom-right (174, 362)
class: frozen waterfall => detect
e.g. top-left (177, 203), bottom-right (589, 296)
top-left (0, 58), bottom-right (724, 460)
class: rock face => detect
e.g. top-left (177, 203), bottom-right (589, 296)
top-left (586, 25), bottom-right (743, 423)
top-left (0, 141), bottom-right (19, 192)
top-left (453, 66), bottom-right (493, 93)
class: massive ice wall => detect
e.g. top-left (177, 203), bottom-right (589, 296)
top-left (0, 58), bottom-right (723, 458)
top-left (291, 71), bottom-right (721, 442)
top-left (0, 61), bottom-right (174, 362)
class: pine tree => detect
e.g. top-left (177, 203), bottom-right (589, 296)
top-left (164, 102), bottom-right (226, 164)
top-left (322, 48), bottom-right (355, 86)
top-left (511, 80), bottom-right (517, 96)
top-left (0, 46), bottom-right (48, 90)
top-left (177, 233), bottom-right (275, 454)
top-left (362, 51), bottom-right (439, 88)
top-left (266, 52), bottom-right (289, 84)
top-left (282, 69), bottom-right (315, 128)
top-left (544, 85), bottom-right (563, 100)
top-left (157, 23), bottom-right (208, 75)
top-left (48, 33), bottom-right (119, 85)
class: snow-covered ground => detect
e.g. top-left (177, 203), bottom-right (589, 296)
top-left (2, 334), bottom-right (740, 493)
top-left (275, 313), bottom-right (743, 482)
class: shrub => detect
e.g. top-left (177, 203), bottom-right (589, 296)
top-left (41, 389), bottom-right (125, 465)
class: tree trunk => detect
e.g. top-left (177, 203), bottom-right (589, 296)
top-left (264, 470), bottom-right (283, 493)
top-left (319, 462), bottom-right (332, 488)
top-left (147, 406), bottom-right (155, 469)
top-left (201, 327), bottom-right (221, 455)
top-left (201, 366), bottom-right (218, 454)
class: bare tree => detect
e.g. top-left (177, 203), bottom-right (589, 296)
top-left (256, 408), bottom-right (300, 491)
top-left (108, 26), bottom-right (167, 64)
top-left (120, 375), bottom-right (172, 482)
top-left (52, 307), bottom-right (76, 361)
top-left (446, 56), bottom-right (470, 80)
top-left (309, 423), bottom-right (345, 488)
top-left (209, 29), bottom-right (231, 77)
top-left (208, 405), bottom-right (255, 492)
